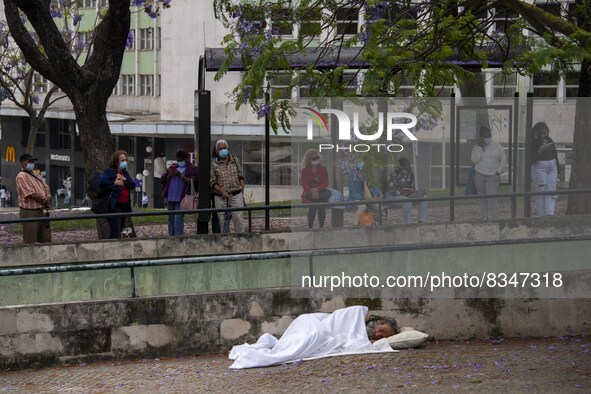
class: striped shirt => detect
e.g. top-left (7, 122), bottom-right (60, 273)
top-left (16, 170), bottom-right (51, 210)
top-left (210, 155), bottom-right (244, 193)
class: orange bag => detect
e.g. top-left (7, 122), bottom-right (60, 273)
top-left (358, 211), bottom-right (374, 227)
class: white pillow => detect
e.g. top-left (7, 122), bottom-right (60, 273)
top-left (386, 327), bottom-right (428, 349)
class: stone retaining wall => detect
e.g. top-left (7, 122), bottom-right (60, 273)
top-left (1, 290), bottom-right (590, 369)
top-left (2, 215), bottom-right (591, 268)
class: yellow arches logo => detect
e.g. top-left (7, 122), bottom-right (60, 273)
top-left (5, 146), bottom-right (15, 162)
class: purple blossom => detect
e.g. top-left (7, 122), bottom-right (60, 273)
top-left (73, 14), bottom-right (83, 26)
top-left (126, 31), bottom-right (134, 49)
top-left (258, 103), bottom-right (272, 118)
top-left (134, 0), bottom-right (145, 6)
top-left (32, 94), bottom-right (40, 106)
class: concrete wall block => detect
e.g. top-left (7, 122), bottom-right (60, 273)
top-left (13, 334), bottom-right (37, 354)
top-left (315, 228), bottom-right (370, 249)
top-left (127, 299), bottom-right (166, 325)
top-left (147, 324), bottom-right (174, 348)
top-left (21, 245), bottom-right (49, 266)
top-left (0, 310), bottom-right (17, 335)
top-left (261, 234), bottom-right (289, 252)
top-left (220, 319), bottom-right (251, 340)
top-left (499, 222), bottom-right (529, 240)
top-left (61, 302), bottom-right (129, 330)
top-left (369, 226), bottom-right (395, 246)
top-left (393, 225), bottom-right (420, 245)
top-left (183, 236), bottom-right (215, 256)
top-left (48, 244), bottom-right (77, 264)
top-left (418, 224), bottom-right (448, 244)
top-left (249, 301), bottom-right (264, 317)
top-left (103, 240), bottom-right (131, 260)
top-left (461, 222), bottom-right (500, 241)
top-left (319, 297), bottom-right (347, 313)
top-left (261, 316), bottom-right (293, 336)
top-left (35, 333), bottom-right (64, 353)
top-left (0, 336), bottom-right (14, 356)
top-left (77, 242), bottom-right (105, 263)
top-left (0, 246), bottom-right (22, 268)
top-left (113, 325), bottom-right (148, 350)
top-left (16, 312), bottom-right (54, 333)
top-left (156, 238), bottom-right (185, 257)
top-left (131, 239), bottom-right (158, 259)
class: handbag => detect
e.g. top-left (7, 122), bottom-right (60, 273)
top-left (91, 194), bottom-right (111, 214)
top-left (359, 211), bottom-right (374, 227)
top-left (465, 165), bottom-right (477, 195)
top-left (180, 177), bottom-right (198, 210)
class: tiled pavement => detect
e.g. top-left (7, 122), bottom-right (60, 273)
top-left (1, 336), bottom-right (589, 393)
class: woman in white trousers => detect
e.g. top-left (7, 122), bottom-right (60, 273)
top-left (531, 122), bottom-right (559, 216)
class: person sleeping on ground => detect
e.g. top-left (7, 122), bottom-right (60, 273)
top-left (228, 306), bottom-right (402, 369)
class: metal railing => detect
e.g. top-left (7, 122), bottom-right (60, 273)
top-left (1, 188), bottom-right (590, 232)
top-left (2, 234), bottom-right (589, 298)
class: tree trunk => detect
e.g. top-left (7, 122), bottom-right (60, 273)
top-left (70, 92), bottom-right (138, 239)
top-left (566, 59), bottom-right (591, 214)
top-left (26, 116), bottom-right (45, 156)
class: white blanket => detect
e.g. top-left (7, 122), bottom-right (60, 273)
top-left (228, 306), bottom-right (395, 369)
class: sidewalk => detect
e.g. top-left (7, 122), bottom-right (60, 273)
top-left (1, 336), bottom-right (589, 393)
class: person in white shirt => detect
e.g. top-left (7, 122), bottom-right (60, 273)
top-left (471, 126), bottom-right (507, 220)
top-left (0, 187), bottom-right (6, 208)
top-left (141, 192), bottom-right (149, 208)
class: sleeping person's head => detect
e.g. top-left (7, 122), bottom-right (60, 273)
top-left (366, 316), bottom-right (399, 340)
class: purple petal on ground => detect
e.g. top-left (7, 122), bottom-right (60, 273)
top-left (321, 378), bottom-right (328, 383)
top-left (529, 345), bottom-right (537, 349)
top-left (366, 365), bottom-right (376, 370)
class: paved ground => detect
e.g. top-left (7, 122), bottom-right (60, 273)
top-left (0, 336), bottom-right (589, 393)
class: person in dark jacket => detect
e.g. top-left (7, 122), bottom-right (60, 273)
top-left (531, 122), bottom-right (560, 216)
top-left (159, 149), bottom-right (198, 236)
top-left (99, 150), bottom-right (136, 239)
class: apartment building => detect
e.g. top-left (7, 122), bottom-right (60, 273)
top-left (0, 0), bottom-right (582, 205)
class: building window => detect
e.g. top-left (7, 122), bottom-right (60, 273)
top-left (140, 75), bottom-right (154, 96)
top-left (493, 72), bottom-right (517, 98)
top-left (33, 73), bottom-right (48, 93)
top-left (492, 3), bottom-right (519, 33)
top-left (534, 1), bottom-right (562, 17)
top-left (300, 9), bottom-right (322, 37)
top-left (335, 7), bottom-right (359, 35)
top-left (80, 0), bottom-right (96, 8)
top-left (269, 73), bottom-right (293, 100)
top-left (122, 74), bottom-right (135, 96)
top-left (140, 28), bottom-right (154, 50)
top-left (533, 72), bottom-right (559, 98)
top-left (126, 29), bottom-right (135, 50)
top-left (271, 6), bottom-right (293, 37)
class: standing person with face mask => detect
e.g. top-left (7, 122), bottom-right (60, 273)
top-left (160, 149), bottom-right (198, 236)
top-left (301, 149), bottom-right (331, 228)
top-left (99, 150), bottom-right (136, 239)
top-left (471, 126), bottom-right (507, 220)
top-left (210, 140), bottom-right (245, 233)
top-left (531, 122), bottom-right (559, 216)
top-left (15, 153), bottom-right (52, 244)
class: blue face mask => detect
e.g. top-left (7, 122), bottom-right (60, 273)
top-left (119, 161), bottom-right (127, 170)
top-left (26, 163), bottom-right (35, 171)
top-left (177, 160), bottom-right (187, 168)
top-left (218, 148), bottom-right (229, 158)
top-left (483, 137), bottom-right (492, 145)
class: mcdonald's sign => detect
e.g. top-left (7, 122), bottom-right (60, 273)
top-left (5, 146), bottom-right (15, 162)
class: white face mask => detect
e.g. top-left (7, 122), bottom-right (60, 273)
top-left (310, 160), bottom-right (320, 166)
top-left (483, 137), bottom-right (492, 145)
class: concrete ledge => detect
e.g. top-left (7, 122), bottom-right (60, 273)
top-left (2, 214), bottom-right (591, 268)
top-left (0, 289), bottom-right (589, 369)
